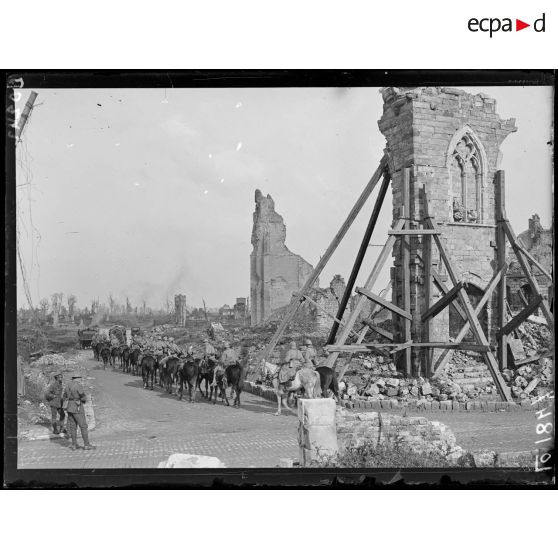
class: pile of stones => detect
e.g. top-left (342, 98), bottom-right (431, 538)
top-left (502, 357), bottom-right (553, 401)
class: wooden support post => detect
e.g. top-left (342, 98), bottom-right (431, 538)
top-left (428, 216), bottom-right (512, 401)
top-left (326, 342), bottom-right (492, 353)
top-left (515, 242), bottom-right (553, 281)
top-left (500, 295), bottom-right (543, 336)
top-left (327, 171), bottom-right (391, 345)
top-left (401, 167), bottom-right (412, 376)
top-left (258, 156), bottom-right (389, 369)
top-left (502, 219), bottom-right (554, 328)
top-left (433, 265), bottom-right (507, 375)
top-left (356, 287), bottom-right (412, 320)
top-left (323, 217), bottom-right (406, 369)
top-left (421, 282), bottom-right (463, 322)
top-left (495, 171), bottom-right (508, 371)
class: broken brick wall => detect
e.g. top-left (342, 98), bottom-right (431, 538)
top-left (506, 214), bottom-right (553, 312)
top-left (250, 189), bottom-right (315, 326)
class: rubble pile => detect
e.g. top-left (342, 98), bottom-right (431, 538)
top-left (503, 357), bottom-right (554, 401)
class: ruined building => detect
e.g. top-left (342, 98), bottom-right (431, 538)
top-left (174, 294), bottom-right (187, 326)
top-left (506, 214), bottom-right (553, 312)
top-left (250, 189), bottom-right (314, 325)
top-left (379, 86), bottom-right (517, 375)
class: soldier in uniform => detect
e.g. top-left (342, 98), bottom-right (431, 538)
top-left (279, 341), bottom-right (304, 383)
top-left (204, 338), bottom-right (217, 362)
top-left (63, 373), bottom-right (96, 451)
top-left (302, 339), bottom-right (318, 367)
top-left (45, 371), bottom-right (65, 434)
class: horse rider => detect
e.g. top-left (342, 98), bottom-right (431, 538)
top-left (279, 340), bottom-right (304, 384)
top-left (45, 371), bottom-right (65, 435)
top-left (63, 373), bottom-right (96, 451)
top-left (201, 338), bottom-right (217, 369)
top-left (302, 339), bottom-right (318, 367)
top-left (212, 341), bottom-right (238, 395)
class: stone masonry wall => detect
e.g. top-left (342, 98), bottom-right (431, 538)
top-left (250, 189), bottom-right (315, 325)
top-left (378, 87), bottom-right (517, 375)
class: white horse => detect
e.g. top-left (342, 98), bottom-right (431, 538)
top-left (261, 360), bottom-right (321, 416)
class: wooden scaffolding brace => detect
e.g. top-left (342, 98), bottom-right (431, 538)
top-left (256, 159), bottom-right (553, 403)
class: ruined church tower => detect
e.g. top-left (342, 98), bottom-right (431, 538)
top-left (250, 189), bottom-right (314, 325)
top-left (378, 87), bottom-right (517, 375)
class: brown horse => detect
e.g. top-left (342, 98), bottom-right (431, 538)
top-left (141, 354), bottom-right (158, 390)
top-left (160, 356), bottom-right (180, 394)
top-left (110, 346), bottom-right (122, 368)
top-left (129, 348), bottom-right (141, 375)
top-left (121, 346), bottom-right (131, 373)
top-left (198, 358), bottom-right (217, 400)
top-left (177, 358), bottom-right (200, 402)
top-left (100, 346), bottom-right (111, 370)
top-left (212, 364), bottom-right (244, 407)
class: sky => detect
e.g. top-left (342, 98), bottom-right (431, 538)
top-left (15, 86), bottom-right (553, 312)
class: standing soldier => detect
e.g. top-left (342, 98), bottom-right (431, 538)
top-left (63, 373), bottom-right (96, 451)
top-left (302, 339), bottom-right (318, 367)
top-left (45, 371), bottom-right (65, 435)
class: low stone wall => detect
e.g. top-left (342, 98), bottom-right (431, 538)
top-left (335, 407), bottom-right (462, 457)
top-left (242, 381), bottom-right (546, 412)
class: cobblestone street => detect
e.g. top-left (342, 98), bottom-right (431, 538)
top-left (18, 353), bottom-right (299, 468)
top-left (17, 351), bottom-right (545, 469)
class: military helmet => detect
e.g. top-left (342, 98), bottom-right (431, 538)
top-left (289, 341), bottom-right (297, 349)
top-left (305, 339), bottom-right (313, 346)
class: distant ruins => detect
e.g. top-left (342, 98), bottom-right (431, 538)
top-left (506, 214), bottom-right (553, 311)
top-left (250, 189), bottom-right (314, 325)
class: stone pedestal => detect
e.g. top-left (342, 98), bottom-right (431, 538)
top-left (297, 398), bottom-right (338, 466)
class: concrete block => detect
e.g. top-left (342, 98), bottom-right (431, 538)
top-left (298, 398), bottom-right (337, 426)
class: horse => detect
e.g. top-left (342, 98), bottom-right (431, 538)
top-left (141, 354), bottom-right (158, 390)
top-left (160, 356), bottom-right (180, 394)
top-left (198, 357), bottom-right (217, 400)
top-left (99, 346), bottom-right (111, 370)
top-left (177, 358), bottom-right (200, 402)
top-left (129, 348), bottom-right (141, 376)
top-left (212, 363), bottom-right (244, 407)
top-left (121, 346), bottom-right (131, 373)
top-left (315, 366), bottom-right (339, 399)
top-left (261, 360), bottom-right (321, 415)
top-left (110, 345), bottom-right (122, 368)
top-left (92, 342), bottom-right (101, 361)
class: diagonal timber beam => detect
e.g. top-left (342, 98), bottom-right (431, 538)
top-left (433, 265), bottom-right (507, 375)
top-left (421, 281), bottom-right (464, 322)
top-left (432, 269), bottom-right (467, 320)
top-left (502, 218), bottom-right (554, 328)
top-left (356, 287), bottom-right (412, 320)
top-left (514, 241), bottom-right (553, 282)
top-left (500, 295), bottom-right (543, 337)
top-left (427, 216), bottom-right (512, 402)
top-left (257, 156), bottom-right (389, 370)
top-left (323, 217), bottom-right (406, 369)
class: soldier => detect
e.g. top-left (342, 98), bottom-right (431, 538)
top-left (279, 340), bottom-right (304, 384)
top-left (204, 338), bottom-right (217, 361)
top-left (63, 373), bottom-right (96, 451)
top-left (45, 371), bottom-right (65, 434)
top-left (302, 339), bottom-right (318, 367)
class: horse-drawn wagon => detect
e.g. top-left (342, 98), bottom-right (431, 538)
top-left (78, 326), bottom-right (99, 349)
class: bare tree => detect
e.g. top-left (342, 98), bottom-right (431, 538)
top-left (67, 294), bottom-right (77, 317)
top-left (39, 298), bottom-right (49, 316)
top-left (108, 293), bottom-right (115, 315)
top-left (126, 297), bottom-right (132, 314)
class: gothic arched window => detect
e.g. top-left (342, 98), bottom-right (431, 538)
top-left (449, 132), bottom-right (485, 224)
